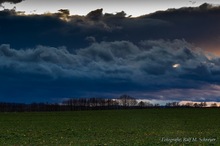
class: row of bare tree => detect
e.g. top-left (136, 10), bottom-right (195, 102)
top-left (0, 95), bottom-right (155, 112)
top-left (166, 102), bottom-right (219, 107)
top-left (0, 95), bottom-right (219, 112)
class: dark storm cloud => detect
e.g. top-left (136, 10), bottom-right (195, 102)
top-left (1, 39), bottom-right (220, 102)
top-left (86, 8), bottom-right (103, 21)
top-left (1, 3), bottom-right (220, 51)
top-left (143, 3), bottom-right (220, 49)
top-left (1, 3), bottom-right (220, 102)
top-left (0, 0), bottom-right (23, 4)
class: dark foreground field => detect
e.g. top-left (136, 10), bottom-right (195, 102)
top-left (0, 108), bottom-right (219, 145)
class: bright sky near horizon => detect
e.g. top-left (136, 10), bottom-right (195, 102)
top-left (1, 0), bottom-right (220, 17)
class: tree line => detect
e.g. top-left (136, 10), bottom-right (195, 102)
top-left (0, 95), bottom-right (219, 112)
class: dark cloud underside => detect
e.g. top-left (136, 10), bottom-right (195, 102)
top-left (0, 0), bottom-right (23, 4)
top-left (1, 39), bottom-right (220, 102)
top-left (0, 3), bottom-right (220, 51)
top-left (1, 3), bottom-right (220, 102)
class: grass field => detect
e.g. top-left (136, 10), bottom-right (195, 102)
top-left (0, 108), bottom-right (219, 145)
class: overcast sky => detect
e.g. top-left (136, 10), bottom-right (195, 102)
top-left (1, 0), bottom-right (220, 103)
top-left (1, 0), bottom-right (220, 17)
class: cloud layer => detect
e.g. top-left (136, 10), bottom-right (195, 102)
top-left (1, 3), bottom-right (220, 102)
top-left (1, 39), bottom-right (220, 102)
top-left (0, 3), bottom-right (220, 53)
top-left (0, 0), bottom-right (23, 4)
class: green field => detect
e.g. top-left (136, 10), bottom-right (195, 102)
top-left (0, 108), bottom-right (219, 145)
